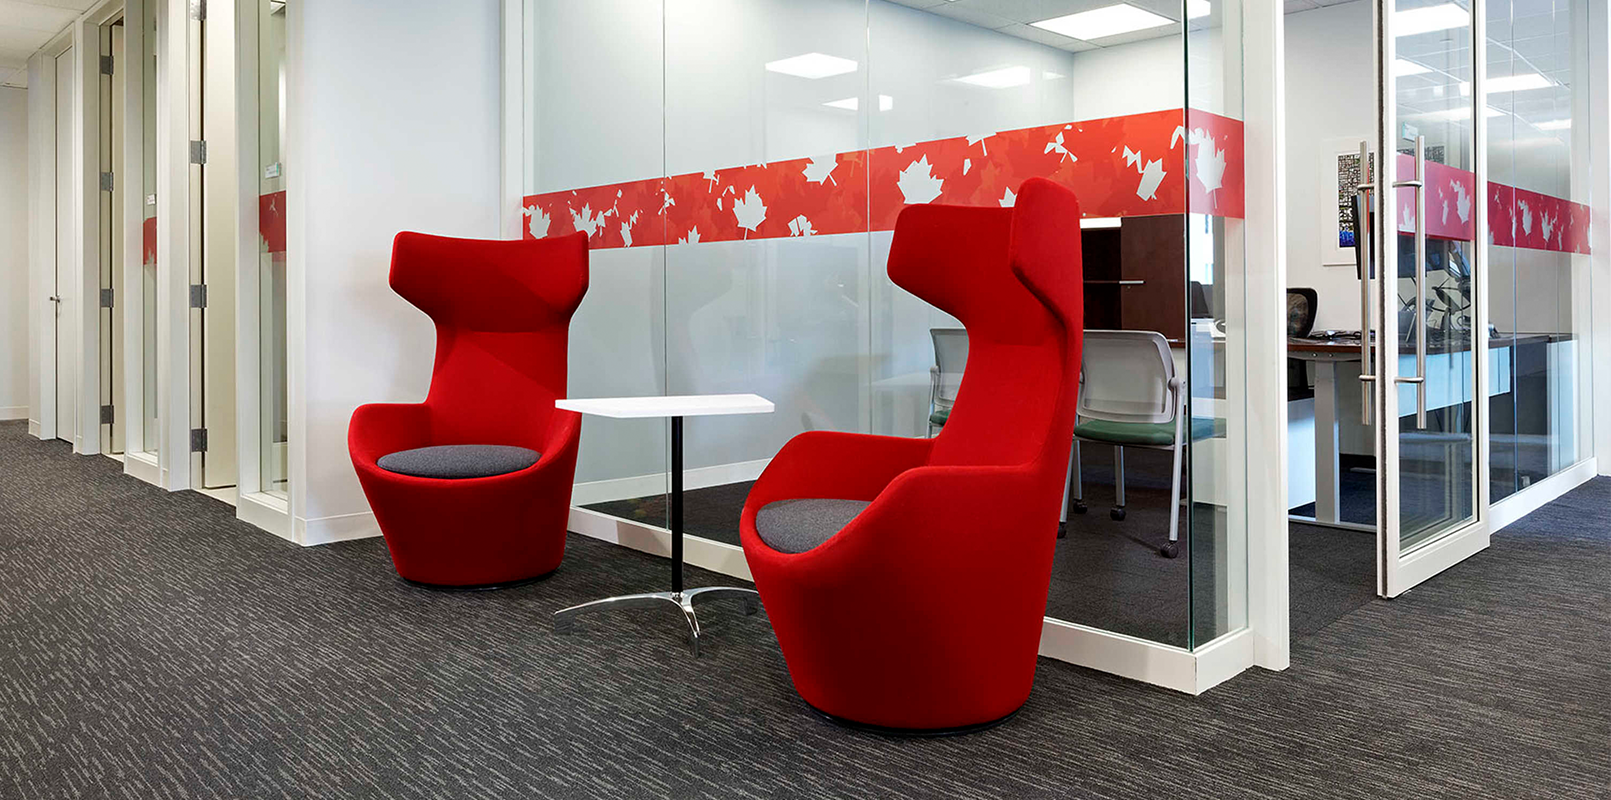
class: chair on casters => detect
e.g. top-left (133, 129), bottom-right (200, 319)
top-left (1066, 330), bottom-right (1192, 559)
top-left (927, 328), bottom-right (968, 436)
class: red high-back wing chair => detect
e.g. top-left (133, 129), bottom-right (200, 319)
top-left (349, 231), bottom-right (589, 588)
top-left (740, 178), bottom-right (1083, 733)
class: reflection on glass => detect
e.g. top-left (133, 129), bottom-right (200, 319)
top-left (1393, 0), bottom-right (1477, 552)
top-left (258, 0), bottom-right (289, 497)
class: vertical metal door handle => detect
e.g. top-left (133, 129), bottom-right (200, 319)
top-left (1354, 141), bottom-right (1376, 427)
top-left (1392, 135), bottom-right (1429, 429)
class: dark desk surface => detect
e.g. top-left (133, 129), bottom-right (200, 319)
top-left (1287, 332), bottom-right (1565, 357)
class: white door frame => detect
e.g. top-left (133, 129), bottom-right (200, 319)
top-left (29, 29), bottom-right (79, 447)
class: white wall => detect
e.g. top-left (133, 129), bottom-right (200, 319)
top-left (0, 87), bottom-right (28, 420)
top-left (1285, 0), bottom-right (1372, 333)
top-left (290, 0), bottom-right (503, 539)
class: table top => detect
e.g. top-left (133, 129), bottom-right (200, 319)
top-left (556, 393), bottom-right (775, 419)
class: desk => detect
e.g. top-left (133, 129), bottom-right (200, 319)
top-left (553, 393), bottom-right (774, 656)
top-left (1288, 334), bottom-right (1543, 526)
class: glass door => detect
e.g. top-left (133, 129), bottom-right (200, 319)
top-left (1367, 0), bottom-right (1488, 597)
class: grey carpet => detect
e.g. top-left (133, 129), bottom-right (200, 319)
top-left (2, 420), bottom-right (1607, 799)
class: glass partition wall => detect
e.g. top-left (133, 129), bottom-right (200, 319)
top-left (257, 0), bottom-right (289, 497)
top-left (524, 0), bottom-right (1248, 653)
top-left (1485, 0), bottom-right (1594, 501)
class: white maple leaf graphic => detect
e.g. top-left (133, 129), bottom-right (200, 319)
top-left (1123, 146), bottom-right (1142, 169)
top-left (1137, 159), bottom-right (1166, 201)
top-left (678, 226), bottom-right (701, 245)
top-left (1453, 180), bottom-right (1471, 223)
top-left (1541, 210), bottom-right (1556, 243)
top-left (1519, 200), bottom-right (1532, 235)
top-left (704, 169), bottom-right (719, 190)
top-left (1194, 141), bottom-right (1226, 194)
top-left (1044, 131), bottom-right (1076, 164)
top-left (525, 205), bottom-right (551, 239)
top-left (787, 215), bottom-right (815, 236)
top-left (999, 187), bottom-right (1016, 207)
top-left (570, 203), bottom-right (609, 239)
top-left (1170, 125), bottom-right (1187, 149)
top-left (733, 187), bottom-right (768, 235)
top-left (966, 132), bottom-right (992, 156)
top-left (896, 155), bottom-right (945, 205)
top-left (1442, 199), bottom-right (1450, 225)
top-left (661, 190), bottom-right (676, 213)
top-left (1401, 201), bottom-right (1415, 233)
top-left (962, 158), bottom-right (972, 176)
top-left (620, 221), bottom-right (634, 248)
top-left (802, 156), bottom-right (838, 185)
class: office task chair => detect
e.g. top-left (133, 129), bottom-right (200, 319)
top-left (348, 231), bottom-right (589, 588)
top-left (927, 328), bottom-right (968, 436)
top-left (1288, 288), bottom-right (1318, 400)
top-left (1066, 330), bottom-right (1203, 559)
top-left (740, 178), bottom-right (1083, 734)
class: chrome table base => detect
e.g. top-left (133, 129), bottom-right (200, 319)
top-left (553, 587), bottom-right (759, 657)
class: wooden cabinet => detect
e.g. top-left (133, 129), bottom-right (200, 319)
top-left (1078, 215), bottom-right (1186, 340)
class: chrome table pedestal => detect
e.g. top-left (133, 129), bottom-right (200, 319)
top-left (552, 412), bottom-right (765, 657)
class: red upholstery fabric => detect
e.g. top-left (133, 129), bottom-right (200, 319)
top-left (349, 231), bottom-right (589, 586)
top-left (740, 178), bottom-right (1084, 731)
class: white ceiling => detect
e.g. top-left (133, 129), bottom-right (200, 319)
top-left (0, 0), bottom-right (97, 89)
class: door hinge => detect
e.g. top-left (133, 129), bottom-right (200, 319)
top-left (189, 140), bottom-right (207, 165)
top-left (100, 404), bottom-right (115, 425)
top-left (190, 428), bottom-right (208, 453)
top-left (189, 283), bottom-right (207, 309)
top-left (99, 55), bottom-right (114, 75)
top-left (99, 288), bottom-right (114, 308)
top-left (99, 171), bottom-right (114, 191)
top-left (189, 0), bottom-right (206, 21)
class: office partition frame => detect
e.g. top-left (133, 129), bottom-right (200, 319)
top-left (498, 0), bottom-right (1293, 694)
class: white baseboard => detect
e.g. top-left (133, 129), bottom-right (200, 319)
top-left (1490, 457), bottom-right (1597, 533)
top-left (239, 491), bottom-right (293, 542)
top-left (1037, 618), bottom-right (1253, 695)
top-left (124, 452), bottom-right (160, 486)
top-left (0, 406), bottom-right (26, 421)
top-left (566, 506), bottom-right (753, 581)
top-left (295, 510), bottom-right (382, 547)
top-left (572, 458), bottom-right (771, 506)
top-left (28, 419), bottom-right (41, 437)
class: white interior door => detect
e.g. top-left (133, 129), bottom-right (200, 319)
top-left (54, 46), bottom-right (76, 445)
top-left (1369, 0), bottom-right (1490, 597)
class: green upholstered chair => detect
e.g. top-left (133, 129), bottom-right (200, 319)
top-left (1064, 330), bottom-right (1220, 559)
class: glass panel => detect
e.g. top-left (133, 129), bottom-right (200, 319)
top-left (1486, 0), bottom-right (1592, 501)
top-left (1392, 0), bottom-right (1478, 551)
top-left (1186, 0), bottom-right (1247, 646)
top-left (258, 0), bottom-right (289, 497)
top-left (524, 0), bottom-right (669, 529)
top-left (141, 0), bottom-right (157, 454)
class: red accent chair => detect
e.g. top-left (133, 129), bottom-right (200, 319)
top-left (349, 231), bottom-right (589, 588)
top-left (740, 178), bottom-right (1084, 733)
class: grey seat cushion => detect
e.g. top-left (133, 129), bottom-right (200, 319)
top-left (755, 498), bottom-right (872, 554)
top-left (377, 444), bottom-right (541, 480)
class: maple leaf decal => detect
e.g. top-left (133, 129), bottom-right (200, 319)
top-left (896, 155), bottom-right (944, 205)
top-left (1519, 199), bottom-right (1533, 236)
top-left (1137, 159), bottom-right (1166, 201)
top-left (802, 156), bottom-right (838, 185)
top-left (1193, 140), bottom-right (1226, 194)
top-left (999, 187), bottom-right (1016, 207)
top-left (678, 226), bottom-right (701, 245)
top-left (525, 205), bottom-right (551, 239)
top-left (570, 203), bottom-right (609, 239)
top-left (1044, 131), bottom-right (1076, 164)
top-left (1453, 180), bottom-right (1471, 223)
top-left (733, 188), bottom-right (768, 236)
top-left (787, 215), bottom-right (815, 236)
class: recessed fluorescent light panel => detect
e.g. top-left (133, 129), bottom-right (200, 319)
top-left (1031, 4), bottom-right (1175, 41)
top-left (765, 53), bottom-right (858, 80)
top-left (955, 65), bottom-right (1032, 89)
top-left (1187, 0), bottom-right (1211, 19)
top-left (1394, 4), bottom-right (1469, 37)
top-left (1395, 59), bottom-right (1431, 76)
top-left (1433, 105), bottom-right (1506, 120)
top-left (1535, 119), bottom-right (1571, 130)
top-left (823, 95), bottom-right (893, 111)
top-left (1080, 217), bottom-right (1123, 229)
top-left (1485, 73), bottom-right (1551, 93)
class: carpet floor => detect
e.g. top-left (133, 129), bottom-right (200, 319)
top-left (1, 420), bottom-right (1606, 799)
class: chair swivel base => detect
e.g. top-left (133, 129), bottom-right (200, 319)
top-left (807, 702), bottom-right (1021, 737)
top-left (552, 587), bottom-right (760, 657)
